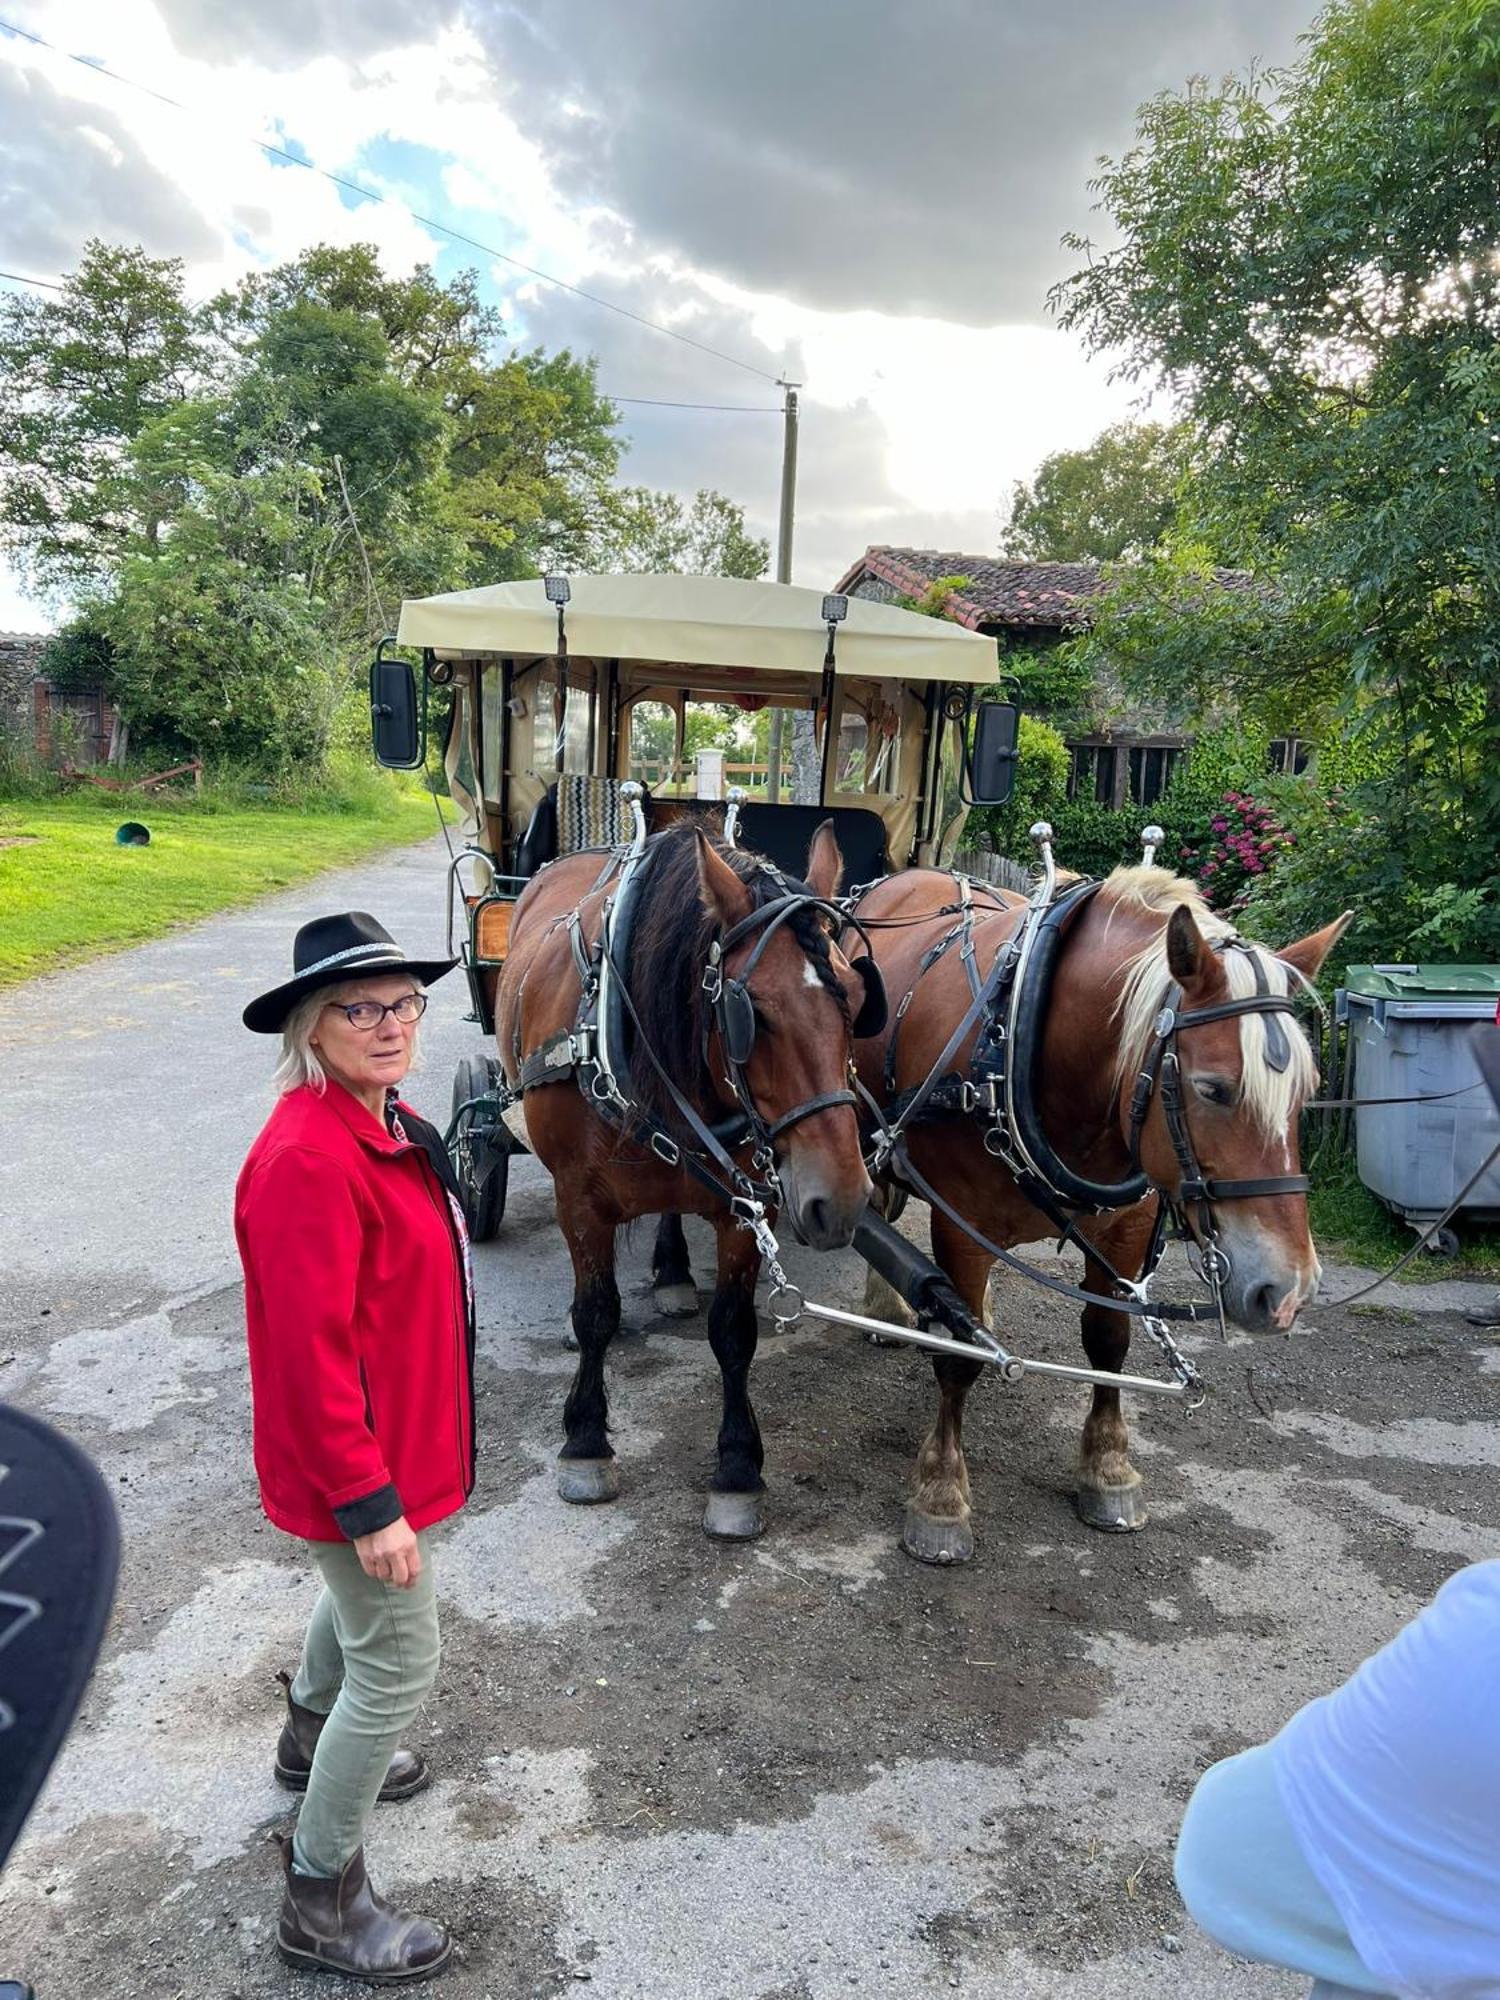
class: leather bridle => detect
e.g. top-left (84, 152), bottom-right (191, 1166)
top-left (1126, 980), bottom-right (1310, 1322)
top-left (702, 888), bottom-right (887, 1167)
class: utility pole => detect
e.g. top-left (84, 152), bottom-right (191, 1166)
top-left (766, 378), bottom-right (800, 803)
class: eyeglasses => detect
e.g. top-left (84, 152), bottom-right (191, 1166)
top-left (323, 993), bottom-right (428, 1031)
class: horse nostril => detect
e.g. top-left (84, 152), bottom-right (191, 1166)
top-left (802, 1197), bottom-right (833, 1245)
top-left (1250, 1281), bottom-right (1279, 1326)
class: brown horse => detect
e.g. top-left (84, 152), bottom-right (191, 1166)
top-left (850, 862), bottom-right (1350, 1563)
top-left (496, 819), bottom-right (873, 1539)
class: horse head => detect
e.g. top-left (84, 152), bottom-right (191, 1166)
top-left (1117, 894), bottom-right (1352, 1333)
top-left (694, 821), bottom-right (872, 1250)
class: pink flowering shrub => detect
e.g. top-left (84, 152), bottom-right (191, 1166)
top-left (1178, 790), bottom-right (1293, 912)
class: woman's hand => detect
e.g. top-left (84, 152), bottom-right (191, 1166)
top-left (353, 1516), bottom-right (421, 1589)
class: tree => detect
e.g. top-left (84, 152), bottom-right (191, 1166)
top-left (1002, 422), bottom-right (1193, 562)
top-left (1052, 0), bottom-right (1500, 961)
top-left (0, 241), bottom-right (205, 592)
top-left (93, 466), bottom-right (341, 769)
top-left (598, 485), bottom-right (769, 577)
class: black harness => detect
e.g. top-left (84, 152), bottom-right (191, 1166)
top-left (848, 872), bottom-right (1309, 1336)
top-left (509, 838), bottom-right (887, 1216)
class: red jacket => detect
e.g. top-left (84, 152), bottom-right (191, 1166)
top-left (235, 1082), bottom-right (476, 1542)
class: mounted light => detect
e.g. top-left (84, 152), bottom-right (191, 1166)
top-left (543, 574), bottom-right (571, 605)
top-left (821, 593), bottom-right (848, 625)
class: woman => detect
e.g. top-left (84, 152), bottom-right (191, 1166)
top-left (236, 910), bottom-right (475, 1985)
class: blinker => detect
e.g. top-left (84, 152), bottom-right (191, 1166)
top-left (720, 982), bottom-right (756, 1066)
top-left (850, 955), bottom-right (888, 1039)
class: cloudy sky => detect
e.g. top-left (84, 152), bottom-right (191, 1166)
top-left (0, 0), bottom-right (1318, 630)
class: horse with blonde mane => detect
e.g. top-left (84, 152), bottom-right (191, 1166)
top-left (848, 859), bottom-right (1350, 1564)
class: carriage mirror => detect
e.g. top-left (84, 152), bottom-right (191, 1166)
top-left (966, 699), bottom-right (1020, 805)
top-left (369, 644), bottom-right (423, 770)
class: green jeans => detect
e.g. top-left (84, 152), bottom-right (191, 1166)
top-left (289, 1533), bottom-right (440, 1877)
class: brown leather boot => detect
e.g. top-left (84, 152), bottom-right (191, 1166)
top-left (276, 1834), bottom-right (453, 1983)
top-left (273, 1671), bottom-right (430, 1801)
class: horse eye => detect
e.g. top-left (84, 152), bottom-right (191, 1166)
top-left (1192, 1077), bottom-right (1234, 1107)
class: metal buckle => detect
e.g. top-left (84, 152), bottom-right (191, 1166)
top-left (650, 1131), bottom-right (681, 1166)
top-left (701, 964), bottom-right (723, 1002)
top-left (958, 1080), bottom-right (979, 1115)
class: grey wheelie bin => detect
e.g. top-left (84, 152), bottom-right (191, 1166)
top-left (1336, 965), bottom-right (1500, 1252)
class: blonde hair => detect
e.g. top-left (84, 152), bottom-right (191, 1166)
top-left (1104, 866), bottom-right (1316, 1136)
top-left (272, 979), bottom-right (425, 1096)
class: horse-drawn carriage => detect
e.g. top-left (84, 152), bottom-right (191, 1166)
top-left (369, 571), bottom-right (1018, 1235)
top-left (370, 571), bottom-right (1347, 1559)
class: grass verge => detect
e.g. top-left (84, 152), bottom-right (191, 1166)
top-left (1308, 1147), bottom-right (1500, 1281)
top-left (0, 781), bottom-right (440, 987)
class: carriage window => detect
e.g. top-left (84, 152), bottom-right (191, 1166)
top-left (529, 675), bottom-right (593, 777)
top-left (627, 699), bottom-right (681, 793)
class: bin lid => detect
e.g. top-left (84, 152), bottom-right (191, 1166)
top-left (1343, 964), bottom-right (1500, 1002)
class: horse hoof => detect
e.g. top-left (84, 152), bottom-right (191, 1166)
top-left (703, 1490), bottom-right (764, 1540)
top-left (1076, 1480), bottom-right (1148, 1533)
top-left (557, 1457), bottom-right (620, 1505)
top-left (901, 1506), bottom-right (974, 1565)
top-left (652, 1281), bottom-right (700, 1320)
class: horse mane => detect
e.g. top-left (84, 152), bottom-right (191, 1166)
top-left (1100, 865), bottom-right (1317, 1136)
top-left (625, 818), bottom-right (848, 1135)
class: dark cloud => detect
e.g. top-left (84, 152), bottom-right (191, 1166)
top-left (468, 0), bottom-right (1315, 324)
top-left (0, 64), bottom-right (219, 275)
top-left (154, 0), bottom-right (461, 66)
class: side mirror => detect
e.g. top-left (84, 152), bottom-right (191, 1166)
top-left (370, 645), bottom-right (423, 769)
top-left (967, 699), bottom-right (1020, 805)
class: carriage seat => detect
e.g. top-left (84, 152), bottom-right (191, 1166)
top-left (513, 776), bottom-right (653, 877)
top-left (734, 803), bottom-right (888, 887)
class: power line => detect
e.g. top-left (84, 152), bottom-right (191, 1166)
top-left (611, 396), bottom-right (780, 413)
top-left (0, 269), bottom-right (784, 416)
top-left (0, 15), bottom-right (783, 386)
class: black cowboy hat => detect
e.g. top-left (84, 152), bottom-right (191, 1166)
top-left (243, 911), bottom-right (457, 1034)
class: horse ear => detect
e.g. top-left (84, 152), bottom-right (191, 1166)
top-left (1278, 911), bottom-right (1354, 983)
top-left (695, 828), bottom-right (754, 928)
top-left (1165, 903), bottom-right (1207, 984)
top-left (805, 818), bottom-right (845, 902)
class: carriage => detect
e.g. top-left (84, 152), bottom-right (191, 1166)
top-left (369, 571), bottom-right (1020, 1237)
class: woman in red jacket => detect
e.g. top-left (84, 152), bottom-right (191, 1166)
top-left (236, 910), bottom-right (475, 1985)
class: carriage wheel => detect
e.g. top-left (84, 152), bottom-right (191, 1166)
top-left (450, 1053), bottom-right (510, 1242)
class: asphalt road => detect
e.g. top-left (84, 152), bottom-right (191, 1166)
top-left (3, 835), bottom-right (1498, 2000)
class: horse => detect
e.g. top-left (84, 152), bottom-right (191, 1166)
top-left (847, 861), bottom-right (1351, 1564)
top-left (495, 818), bottom-right (876, 1540)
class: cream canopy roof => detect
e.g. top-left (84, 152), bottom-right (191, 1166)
top-left (395, 571), bottom-right (999, 684)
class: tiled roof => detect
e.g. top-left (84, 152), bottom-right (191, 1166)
top-left (0, 630), bottom-right (50, 644)
top-left (832, 547), bottom-right (1105, 629)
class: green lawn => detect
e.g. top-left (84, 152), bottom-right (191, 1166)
top-left (0, 786), bottom-right (439, 986)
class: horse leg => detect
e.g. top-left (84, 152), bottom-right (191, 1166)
top-left (557, 1205), bottom-right (623, 1505)
top-left (859, 1179), bottom-right (916, 1343)
top-left (1074, 1215), bottom-right (1155, 1532)
top-left (902, 1210), bottom-right (988, 1566)
top-left (701, 1214), bottom-right (766, 1542)
top-left (650, 1212), bottom-right (700, 1320)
